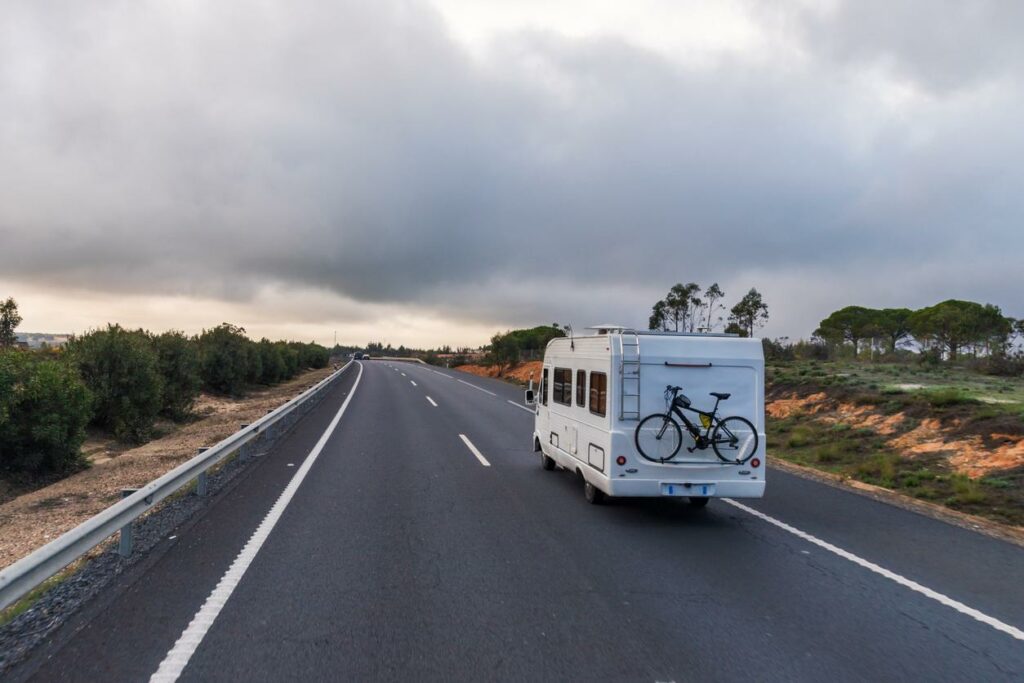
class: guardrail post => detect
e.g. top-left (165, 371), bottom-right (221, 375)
top-left (196, 447), bottom-right (210, 496)
top-left (118, 489), bottom-right (137, 557)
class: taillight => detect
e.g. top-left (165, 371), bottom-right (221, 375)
top-left (616, 455), bottom-right (627, 466)
top-left (751, 458), bottom-right (761, 468)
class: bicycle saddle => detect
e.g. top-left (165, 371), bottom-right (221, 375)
top-left (709, 392), bottom-right (731, 400)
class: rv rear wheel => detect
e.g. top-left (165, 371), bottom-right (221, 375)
top-left (584, 480), bottom-right (605, 505)
top-left (541, 453), bottom-right (556, 470)
top-left (687, 496), bottom-right (709, 508)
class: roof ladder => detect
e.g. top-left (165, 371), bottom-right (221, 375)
top-left (619, 330), bottom-right (641, 420)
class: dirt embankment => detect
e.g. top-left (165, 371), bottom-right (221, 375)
top-left (456, 361), bottom-right (543, 385)
top-left (0, 367), bottom-right (335, 569)
top-left (767, 389), bottom-right (1024, 479)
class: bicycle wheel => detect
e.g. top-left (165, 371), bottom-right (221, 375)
top-left (635, 414), bottom-right (683, 462)
top-left (711, 416), bottom-right (758, 464)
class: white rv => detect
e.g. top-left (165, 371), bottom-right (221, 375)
top-left (527, 327), bottom-right (766, 505)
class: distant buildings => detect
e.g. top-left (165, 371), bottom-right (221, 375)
top-left (15, 333), bottom-right (71, 349)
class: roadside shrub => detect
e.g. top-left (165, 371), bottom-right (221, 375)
top-left (0, 351), bottom-right (92, 475)
top-left (976, 354), bottom-right (1024, 378)
top-left (949, 474), bottom-right (987, 505)
top-left (244, 342), bottom-right (263, 385)
top-left (786, 426), bottom-right (815, 448)
top-left (855, 453), bottom-right (898, 487)
top-left (67, 325), bottom-right (163, 443)
top-left (257, 339), bottom-right (286, 385)
top-left (277, 342), bottom-right (300, 379)
top-left (151, 331), bottom-right (201, 421)
top-left (300, 343), bottom-right (330, 369)
top-left (198, 324), bottom-right (250, 396)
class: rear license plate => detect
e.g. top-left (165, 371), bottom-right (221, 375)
top-left (662, 483), bottom-right (716, 497)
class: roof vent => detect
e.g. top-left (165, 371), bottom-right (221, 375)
top-left (585, 324), bottom-right (629, 335)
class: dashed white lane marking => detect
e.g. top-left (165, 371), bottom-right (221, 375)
top-left (150, 363), bottom-right (365, 682)
top-left (456, 379), bottom-right (497, 396)
top-left (458, 434), bottom-right (491, 467)
top-left (410, 380), bottom-right (417, 387)
top-left (426, 396), bottom-right (438, 407)
top-left (507, 400), bottom-right (534, 414)
top-left (401, 372), bottom-right (406, 377)
top-left (723, 498), bottom-right (1024, 642)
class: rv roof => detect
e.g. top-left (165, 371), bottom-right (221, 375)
top-left (585, 324), bottom-right (628, 334)
top-left (583, 324), bottom-right (739, 338)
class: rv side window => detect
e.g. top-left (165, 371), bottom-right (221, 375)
top-left (542, 368), bottom-right (549, 406)
top-left (589, 371), bottom-right (607, 417)
top-left (576, 369), bottom-right (586, 407)
top-left (553, 367), bottom-right (572, 406)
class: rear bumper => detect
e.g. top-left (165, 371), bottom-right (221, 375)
top-left (605, 478), bottom-right (765, 498)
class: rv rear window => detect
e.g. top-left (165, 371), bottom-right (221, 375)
top-left (576, 369), bottom-right (586, 407)
top-left (589, 372), bottom-right (607, 417)
top-left (553, 367), bottom-right (572, 405)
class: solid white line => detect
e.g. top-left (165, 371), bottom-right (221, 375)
top-left (458, 434), bottom-right (491, 467)
top-left (410, 380), bottom-right (417, 387)
top-left (432, 370), bottom-right (452, 378)
top-left (456, 378), bottom-right (496, 396)
top-left (150, 364), bottom-right (365, 682)
top-left (723, 499), bottom-right (1024, 642)
top-left (507, 400), bottom-right (534, 414)
top-left (426, 396), bottom-right (438, 407)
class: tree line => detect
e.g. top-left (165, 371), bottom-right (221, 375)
top-left (0, 298), bottom-right (331, 478)
top-left (814, 300), bottom-right (1023, 360)
top-left (487, 324), bottom-right (566, 372)
top-left (648, 283), bottom-right (769, 337)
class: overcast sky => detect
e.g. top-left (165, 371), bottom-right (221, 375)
top-left (1, 0), bottom-right (1021, 347)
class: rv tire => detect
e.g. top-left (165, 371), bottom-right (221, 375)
top-left (687, 496), bottom-right (709, 508)
top-left (584, 480), bottom-right (605, 505)
top-left (541, 453), bottom-right (556, 470)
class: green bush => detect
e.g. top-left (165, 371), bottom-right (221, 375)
top-left (0, 351), bottom-right (92, 475)
top-left (855, 453), bottom-right (898, 487)
top-left (244, 342), bottom-right (263, 385)
top-left (198, 324), bottom-right (250, 396)
top-left (151, 331), bottom-right (201, 421)
top-left (277, 342), bottom-right (300, 379)
top-left (949, 474), bottom-right (987, 505)
top-left (67, 325), bottom-right (163, 443)
top-left (786, 426), bottom-right (815, 448)
top-left (922, 387), bottom-right (977, 407)
top-left (298, 342), bottom-right (330, 369)
top-left (257, 339), bottom-right (286, 385)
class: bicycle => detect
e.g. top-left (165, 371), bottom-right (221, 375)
top-left (634, 386), bottom-right (758, 464)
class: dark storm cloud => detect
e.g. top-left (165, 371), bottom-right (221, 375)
top-left (1, 0), bottom-right (1022, 336)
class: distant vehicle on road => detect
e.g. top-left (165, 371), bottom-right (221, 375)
top-left (526, 326), bottom-right (766, 505)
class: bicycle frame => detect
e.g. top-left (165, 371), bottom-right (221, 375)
top-left (669, 396), bottom-right (725, 441)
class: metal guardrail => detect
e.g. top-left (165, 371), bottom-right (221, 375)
top-left (0, 361), bottom-right (353, 611)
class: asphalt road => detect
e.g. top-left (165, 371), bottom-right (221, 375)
top-left (13, 360), bottom-right (1024, 682)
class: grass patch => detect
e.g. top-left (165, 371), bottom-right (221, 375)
top-left (949, 475), bottom-right (988, 505)
top-left (921, 387), bottom-right (978, 407)
top-left (0, 564), bottom-right (80, 627)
